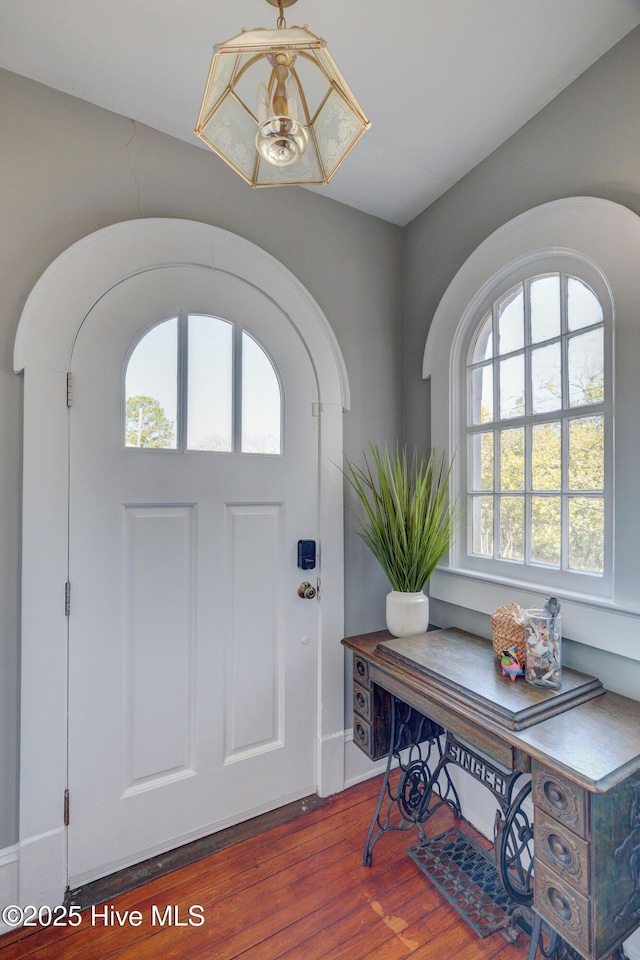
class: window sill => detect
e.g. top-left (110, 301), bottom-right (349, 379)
top-left (430, 566), bottom-right (640, 663)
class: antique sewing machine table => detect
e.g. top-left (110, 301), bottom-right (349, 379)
top-left (342, 627), bottom-right (640, 960)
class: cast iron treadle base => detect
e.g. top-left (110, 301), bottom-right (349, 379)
top-left (408, 826), bottom-right (521, 941)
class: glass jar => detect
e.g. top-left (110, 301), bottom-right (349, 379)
top-left (524, 608), bottom-right (562, 689)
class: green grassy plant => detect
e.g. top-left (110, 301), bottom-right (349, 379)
top-left (344, 444), bottom-right (459, 593)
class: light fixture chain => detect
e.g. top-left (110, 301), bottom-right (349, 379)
top-left (277, 0), bottom-right (286, 28)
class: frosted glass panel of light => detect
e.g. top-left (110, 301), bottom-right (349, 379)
top-left (530, 275), bottom-right (560, 344)
top-left (568, 329), bottom-right (604, 407)
top-left (531, 342), bottom-right (562, 414)
top-left (125, 317), bottom-right (178, 449)
top-left (198, 55), bottom-right (235, 126)
top-left (187, 315), bottom-right (233, 452)
top-left (255, 139), bottom-right (323, 186)
top-left (201, 96), bottom-right (257, 181)
top-left (241, 332), bottom-right (282, 455)
top-left (497, 287), bottom-right (524, 355)
top-left (315, 88), bottom-right (363, 176)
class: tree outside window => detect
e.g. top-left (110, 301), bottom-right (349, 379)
top-left (467, 273), bottom-right (605, 577)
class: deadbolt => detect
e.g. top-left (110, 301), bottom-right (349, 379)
top-left (297, 581), bottom-right (316, 599)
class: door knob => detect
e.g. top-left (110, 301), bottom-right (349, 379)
top-left (297, 581), bottom-right (316, 599)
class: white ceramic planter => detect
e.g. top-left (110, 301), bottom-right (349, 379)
top-left (385, 590), bottom-right (429, 638)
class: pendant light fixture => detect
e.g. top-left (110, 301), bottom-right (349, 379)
top-left (194, 0), bottom-right (370, 187)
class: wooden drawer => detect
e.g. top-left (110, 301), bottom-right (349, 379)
top-left (353, 654), bottom-right (371, 686)
top-left (535, 808), bottom-right (589, 896)
top-left (353, 681), bottom-right (372, 720)
top-left (351, 678), bottom-right (394, 761)
top-left (351, 666), bottom-right (442, 761)
top-left (536, 861), bottom-right (591, 956)
top-left (353, 715), bottom-right (373, 755)
top-left (532, 761), bottom-right (588, 839)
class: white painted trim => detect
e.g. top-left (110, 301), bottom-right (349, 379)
top-left (17, 829), bottom-right (66, 912)
top-left (343, 729), bottom-right (392, 789)
top-left (15, 219), bottom-right (349, 906)
top-left (0, 845), bottom-right (19, 935)
top-left (424, 196), bottom-right (638, 381)
top-left (431, 567), bottom-right (640, 662)
top-left (318, 729), bottom-right (348, 797)
top-left (13, 220), bottom-right (351, 411)
top-left (423, 197), bottom-right (640, 659)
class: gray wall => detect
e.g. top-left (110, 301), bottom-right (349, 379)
top-left (0, 68), bottom-right (403, 848)
top-left (3, 22), bottom-right (640, 852)
top-left (404, 26), bottom-right (640, 698)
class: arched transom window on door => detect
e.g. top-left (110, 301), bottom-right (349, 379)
top-left (466, 271), bottom-right (607, 579)
top-left (124, 314), bottom-right (283, 454)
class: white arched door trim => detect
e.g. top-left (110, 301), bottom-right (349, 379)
top-left (14, 218), bottom-right (349, 909)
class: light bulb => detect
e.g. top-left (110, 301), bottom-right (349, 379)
top-left (255, 51), bottom-right (308, 167)
top-left (255, 117), bottom-right (308, 167)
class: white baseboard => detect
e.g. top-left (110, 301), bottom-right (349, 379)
top-left (317, 730), bottom-right (346, 797)
top-left (344, 730), bottom-right (391, 788)
top-left (0, 845), bottom-right (19, 935)
top-left (18, 827), bottom-right (66, 911)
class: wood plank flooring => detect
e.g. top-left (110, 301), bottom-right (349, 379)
top-left (0, 772), bottom-right (531, 960)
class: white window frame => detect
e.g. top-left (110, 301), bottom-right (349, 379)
top-left (460, 254), bottom-right (612, 598)
top-left (423, 197), bottom-right (640, 663)
top-left (124, 313), bottom-right (285, 455)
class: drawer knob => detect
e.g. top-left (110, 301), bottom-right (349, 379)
top-left (355, 721), bottom-right (367, 744)
top-left (547, 886), bottom-right (572, 922)
top-left (547, 832), bottom-right (572, 865)
top-left (543, 779), bottom-right (569, 812)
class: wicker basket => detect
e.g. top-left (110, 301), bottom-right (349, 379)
top-left (491, 603), bottom-right (526, 664)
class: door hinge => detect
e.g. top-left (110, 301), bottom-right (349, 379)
top-left (64, 789), bottom-right (70, 827)
top-left (65, 581), bottom-right (71, 617)
top-left (66, 372), bottom-right (73, 407)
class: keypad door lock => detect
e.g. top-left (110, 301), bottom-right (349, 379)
top-left (297, 581), bottom-right (317, 600)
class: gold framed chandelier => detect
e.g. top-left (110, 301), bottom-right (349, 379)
top-left (194, 0), bottom-right (370, 187)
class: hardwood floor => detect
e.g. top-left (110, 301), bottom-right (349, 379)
top-left (0, 772), bottom-right (531, 960)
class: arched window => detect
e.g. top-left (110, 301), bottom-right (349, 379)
top-left (124, 313), bottom-right (282, 454)
top-left (465, 268), bottom-right (609, 592)
top-left (422, 198), bottom-right (640, 662)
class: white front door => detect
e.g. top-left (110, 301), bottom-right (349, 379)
top-left (67, 265), bottom-right (319, 886)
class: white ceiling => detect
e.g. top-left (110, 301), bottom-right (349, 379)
top-left (2, 0), bottom-right (640, 225)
